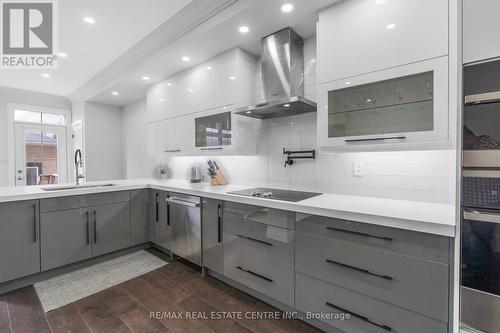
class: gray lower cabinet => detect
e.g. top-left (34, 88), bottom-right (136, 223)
top-left (222, 203), bottom-right (294, 306)
top-left (295, 273), bottom-right (447, 333)
top-left (41, 208), bottom-right (92, 271)
top-left (151, 191), bottom-right (171, 249)
top-left (0, 200), bottom-right (40, 284)
top-left (202, 198), bottom-right (223, 274)
top-left (131, 189), bottom-right (151, 245)
top-left (90, 201), bottom-right (131, 257)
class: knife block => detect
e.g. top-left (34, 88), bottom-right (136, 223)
top-left (210, 169), bottom-right (228, 186)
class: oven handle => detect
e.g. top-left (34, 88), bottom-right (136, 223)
top-left (463, 209), bottom-right (500, 224)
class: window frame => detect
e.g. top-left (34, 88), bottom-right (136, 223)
top-left (7, 103), bottom-right (71, 186)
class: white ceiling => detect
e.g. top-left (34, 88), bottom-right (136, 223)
top-left (86, 0), bottom-right (341, 106)
top-left (0, 0), bottom-right (192, 96)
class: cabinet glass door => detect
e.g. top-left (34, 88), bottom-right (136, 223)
top-left (195, 111), bottom-right (231, 147)
top-left (328, 72), bottom-right (434, 138)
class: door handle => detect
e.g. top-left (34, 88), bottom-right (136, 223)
top-left (236, 234), bottom-right (273, 247)
top-left (93, 210), bottom-right (97, 243)
top-left (86, 211), bottom-right (90, 245)
top-left (217, 204), bottom-right (222, 243)
top-left (325, 302), bottom-right (392, 331)
top-left (325, 226), bottom-right (393, 241)
top-left (325, 259), bottom-right (392, 280)
top-left (166, 195), bottom-right (170, 226)
top-left (155, 193), bottom-right (159, 222)
top-left (236, 266), bottom-right (273, 282)
top-left (33, 204), bottom-right (37, 242)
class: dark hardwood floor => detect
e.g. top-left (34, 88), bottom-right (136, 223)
top-left (0, 251), bottom-right (322, 333)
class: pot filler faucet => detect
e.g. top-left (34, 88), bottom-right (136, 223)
top-left (74, 149), bottom-right (84, 185)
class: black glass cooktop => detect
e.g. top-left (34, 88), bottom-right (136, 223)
top-left (228, 188), bottom-right (322, 202)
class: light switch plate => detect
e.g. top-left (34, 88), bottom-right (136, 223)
top-left (353, 161), bottom-right (364, 177)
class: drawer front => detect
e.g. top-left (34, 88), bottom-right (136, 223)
top-left (296, 232), bottom-right (449, 322)
top-left (296, 213), bottom-right (450, 263)
top-left (223, 241), bottom-right (294, 306)
top-left (40, 195), bottom-right (86, 212)
top-left (296, 273), bottom-right (448, 333)
top-left (86, 191), bottom-right (130, 207)
top-left (224, 215), bottom-right (294, 269)
top-left (224, 202), bottom-right (294, 229)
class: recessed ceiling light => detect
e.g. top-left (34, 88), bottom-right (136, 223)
top-left (142, 76), bottom-right (150, 81)
top-left (83, 16), bottom-right (95, 24)
top-left (238, 26), bottom-right (250, 33)
top-left (283, 104), bottom-right (290, 107)
top-left (345, 81), bottom-right (351, 85)
top-left (57, 52), bottom-right (67, 58)
top-left (159, 98), bottom-right (165, 101)
top-left (246, 111), bottom-right (252, 114)
top-left (181, 56), bottom-right (191, 62)
top-left (206, 66), bottom-right (212, 71)
top-left (386, 23), bottom-right (396, 30)
top-left (229, 76), bottom-right (236, 80)
top-left (223, 106), bottom-right (228, 109)
top-left (188, 88), bottom-right (195, 93)
top-left (376, 0), bottom-right (386, 4)
top-left (41, 73), bottom-right (50, 78)
top-left (281, 3), bottom-right (294, 12)
top-left (111, 91), bottom-right (119, 96)
top-left (366, 99), bottom-right (372, 102)
top-left (166, 82), bottom-right (173, 86)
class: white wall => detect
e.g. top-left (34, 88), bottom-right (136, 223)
top-left (0, 86), bottom-right (71, 187)
top-left (84, 102), bottom-right (124, 181)
top-left (122, 99), bottom-right (159, 178)
top-left (121, 36), bottom-right (456, 204)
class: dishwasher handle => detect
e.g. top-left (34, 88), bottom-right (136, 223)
top-left (463, 209), bottom-right (500, 224)
top-left (166, 197), bottom-right (200, 208)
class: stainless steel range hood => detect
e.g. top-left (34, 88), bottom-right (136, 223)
top-left (235, 28), bottom-right (317, 119)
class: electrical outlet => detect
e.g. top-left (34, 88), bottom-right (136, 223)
top-left (353, 161), bottom-right (364, 177)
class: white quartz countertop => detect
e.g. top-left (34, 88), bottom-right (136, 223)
top-left (0, 179), bottom-right (456, 237)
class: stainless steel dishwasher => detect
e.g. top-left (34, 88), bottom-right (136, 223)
top-left (165, 193), bottom-right (202, 266)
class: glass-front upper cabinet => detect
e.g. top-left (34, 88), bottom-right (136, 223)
top-left (195, 111), bottom-right (232, 151)
top-left (317, 56), bottom-right (449, 151)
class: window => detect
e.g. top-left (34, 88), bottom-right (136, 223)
top-left (14, 109), bottom-right (66, 126)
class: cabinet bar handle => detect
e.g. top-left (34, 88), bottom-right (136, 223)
top-left (217, 204), bottom-right (222, 243)
top-left (236, 266), bottom-right (273, 282)
top-left (33, 204), bottom-right (37, 242)
top-left (86, 211), bottom-right (90, 245)
top-left (166, 195), bottom-right (170, 226)
top-left (93, 210), bottom-right (97, 243)
top-left (236, 234), bottom-right (273, 247)
top-left (345, 136), bottom-right (406, 143)
top-left (325, 226), bottom-right (393, 241)
top-left (200, 147), bottom-right (223, 151)
top-left (155, 193), bottom-right (159, 222)
top-left (164, 149), bottom-right (181, 153)
top-left (325, 259), bottom-right (392, 280)
top-left (325, 302), bottom-right (392, 331)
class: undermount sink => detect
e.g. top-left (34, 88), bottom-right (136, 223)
top-left (41, 184), bottom-right (116, 191)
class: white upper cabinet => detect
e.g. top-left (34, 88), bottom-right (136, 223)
top-left (463, 0), bottom-right (500, 64)
top-left (318, 0), bottom-right (449, 84)
top-left (147, 47), bottom-right (257, 122)
top-left (146, 47), bottom-right (259, 156)
top-left (318, 56), bottom-right (450, 151)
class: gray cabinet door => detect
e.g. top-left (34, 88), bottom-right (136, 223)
top-left (131, 189), bottom-right (150, 245)
top-left (202, 198), bottom-right (223, 274)
top-left (91, 201), bottom-right (131, 257)
top-left (0, 200), bottom-right (40, 284)
top-left (41, 208), bottom-right (92, 271)
top-left (157, 191), bottom-right (172, 250)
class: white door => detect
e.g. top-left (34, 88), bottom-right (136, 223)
top-left (14, 124), bottom-right (67, 186)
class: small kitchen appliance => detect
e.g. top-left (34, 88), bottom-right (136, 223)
top-left (189, 167), bottom-right (204, 183)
